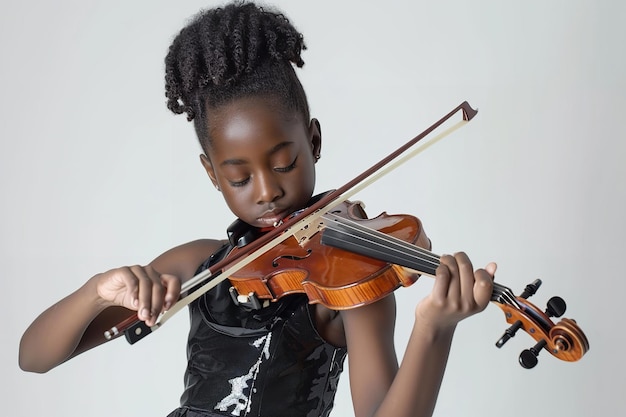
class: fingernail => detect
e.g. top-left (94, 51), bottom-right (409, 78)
top-left (141, 308), bottom-right (150, 319)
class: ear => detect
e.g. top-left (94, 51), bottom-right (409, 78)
top-left (199, 154), bottom-right (220, 190)
top-left (309, 118), bottom-right (322, 162)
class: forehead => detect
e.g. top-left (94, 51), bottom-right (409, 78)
top-left (207, 96), bottom-right (306, 155)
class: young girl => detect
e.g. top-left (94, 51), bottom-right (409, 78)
top-left (19, 2), bottom-right (496, 416)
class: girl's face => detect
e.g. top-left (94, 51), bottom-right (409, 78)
top-left (201, 96), bottom-right (321, 228)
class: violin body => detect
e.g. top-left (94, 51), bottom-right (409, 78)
top-left (226, 201), bottom-right (430, 310)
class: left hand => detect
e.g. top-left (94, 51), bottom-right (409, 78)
top-left (415, 252), bottom-right (496, 330)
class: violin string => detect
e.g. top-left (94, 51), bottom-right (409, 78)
top-left (322, 213), bottom-right (439, 262)
top-left (321, 213), bottom-right (441, 271)
top-left (491, 282), bottom-right (520, 308)
top-left (321, 213), bottom-right (515, 303)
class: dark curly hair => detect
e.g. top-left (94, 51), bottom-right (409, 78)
top-left (164, 1), bottom-right (309, 151)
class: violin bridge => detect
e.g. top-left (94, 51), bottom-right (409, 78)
top-left (292, 218), bottom-right (326, 247)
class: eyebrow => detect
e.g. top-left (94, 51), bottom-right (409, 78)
top-left (220, 141), bottom-right (294, 167)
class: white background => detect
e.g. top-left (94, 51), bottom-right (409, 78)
top-left (2, 0), bottom-right (624, 415)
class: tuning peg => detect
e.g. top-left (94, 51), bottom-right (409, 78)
top-left (519, 339), bottom-right (548, 369)
top-left (519, 279), bottom-right (542, 299)
top-left (545, 296), bottom-right (566, 318)
top-left (496, 320), bottom-right (523, 348)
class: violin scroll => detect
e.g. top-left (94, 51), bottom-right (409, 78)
top-left (492, 279), bottom-right (589, 368)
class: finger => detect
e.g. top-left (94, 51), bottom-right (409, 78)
top-left (129, 265), bottom-right (154, 322)
top-left (473, 268), bottom-right (495, 310)
top-left (161, 274), bottom-right (181, 311)
top-left (455, 252), bottom-right (475, 305)
top-left (442, 253), bottom-right (461, 300)
top-left (433, 254), bottom-right (453, 303)
top-left (146, 266), bottom-right (166, 320)
top-left (113, 267), bottom-right (140, 309)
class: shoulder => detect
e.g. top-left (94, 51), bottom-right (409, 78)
top-left (149, 238), bottom-right (228, 283)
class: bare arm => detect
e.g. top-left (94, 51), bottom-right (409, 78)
top-left (18, 239), bottom-right (223, 373)
top-left (343, 253), bottom-right (495, 417)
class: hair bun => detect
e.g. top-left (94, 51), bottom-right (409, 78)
top-left (165, 1), bottom-right (306, 120)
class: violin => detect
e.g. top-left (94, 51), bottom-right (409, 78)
top-left (105, 101), bottom-right (589, 368)
top-left (225, 199), bottom-right (588, 368)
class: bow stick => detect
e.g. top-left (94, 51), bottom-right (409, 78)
top-left (105, 100), bottom-right (478, 343)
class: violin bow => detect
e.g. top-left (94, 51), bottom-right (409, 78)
top-left (106, 101), bottom-right (478, 343)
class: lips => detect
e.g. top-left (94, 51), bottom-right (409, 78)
top-left (256, 208), bottom-right (290, 227)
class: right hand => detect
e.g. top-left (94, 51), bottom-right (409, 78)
top-left (94, 265), bottom-right (181, 326)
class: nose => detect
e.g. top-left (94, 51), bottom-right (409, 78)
top-left (255, 171), bottom-right (284, 204)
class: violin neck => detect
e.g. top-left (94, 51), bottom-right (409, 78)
top-left (320, 214), bottom-right (440, 276)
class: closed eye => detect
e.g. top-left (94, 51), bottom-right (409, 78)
top-left (228, 157), bottom-right (297, 187)
top-left (275, 157), bottom-right (297, 173)
top-left (229, 177), bottom-right (250, 187)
